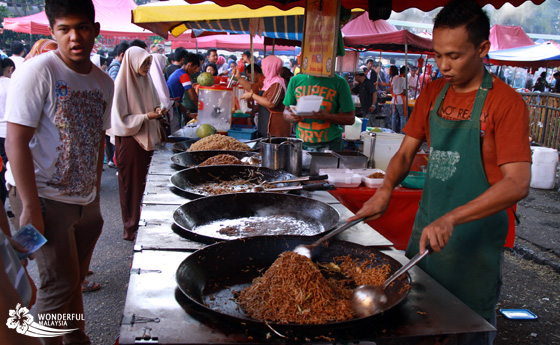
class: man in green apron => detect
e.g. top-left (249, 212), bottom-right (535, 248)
top-left (350, 1), bottom-right (532, 344)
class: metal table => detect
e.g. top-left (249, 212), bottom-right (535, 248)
top-left (119, 143), bottom-right (494, 344)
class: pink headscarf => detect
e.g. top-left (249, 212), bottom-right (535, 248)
top-left (216, 55), bottom-right (226, 67)
top-left (261, 55), bottom-right (286, 92)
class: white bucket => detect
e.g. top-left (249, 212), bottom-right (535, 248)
top-left (344, 117), bottom-right (362, 140)
top-left (373, 132), bottom-right (405, 171)
top-left (530, 147), bottom-right (558, 189)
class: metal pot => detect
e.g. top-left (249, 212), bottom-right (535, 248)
top-left (261, 137), bottom-right (303, 176)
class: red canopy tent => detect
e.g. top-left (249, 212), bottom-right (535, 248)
top-left (168, 33), bottom-right (295, 53)
top-left (489, 24), bottom-right (535, 51)
top-left (342, 12), bottom-right (433, 53)
top-left (2, 0), bottom-right (154, 40)
top-left (182, 0), bottom-right (546, 11)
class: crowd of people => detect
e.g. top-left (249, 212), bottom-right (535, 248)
top-left (0, 0), bottom-right (542, 344)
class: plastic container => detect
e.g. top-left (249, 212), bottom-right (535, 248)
top-left (327, 172), bottom-right (362, 188)
top-left (530, 147), bottom-right (558, 189)
top-left (353, 168), bottom-right (386, 188)
top-left (198, 85), bottom-right (233, 132)
top-left (227, 126), bottom-right (257, 140)
top-left (344, 117), bottom-right (362, 140)
top-left (401, 171), bottom-right (426, 189)
top-left (373, 132), bottom-right (405, 171)
top-left (294, 95), bottom-right (323, 115)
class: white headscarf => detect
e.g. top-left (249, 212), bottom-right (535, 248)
top-left (149, 53), bottom-right (174, 121)
top-left (110, 46), bottom-right (162, 151)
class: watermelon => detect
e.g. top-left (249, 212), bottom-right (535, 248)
top-left (197, 72), bottom-right (215, 87)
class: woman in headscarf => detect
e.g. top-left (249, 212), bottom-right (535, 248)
top-left (149, 52), bottom-right (178, 133)
top-left (237, 55), bottom-right (291, 137)
top-left (24, 39), bottom-right (57, 61)
top-left (110, 46), bottom-right (167, 241)
top-left (216, 55), bottom-right (227, 75)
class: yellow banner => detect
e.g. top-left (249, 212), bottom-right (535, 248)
top-left (301, 0), bottom-right (341, 77)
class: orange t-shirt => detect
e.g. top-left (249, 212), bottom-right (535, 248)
top-left (404, 76), bottom-right (532, 185)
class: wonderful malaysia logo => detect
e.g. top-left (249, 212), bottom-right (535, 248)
top-left (6, 303), bottom-right (79, 338)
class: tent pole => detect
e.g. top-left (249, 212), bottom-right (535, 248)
top-left (250, 35), bottom-right (255, 84)
top-left (405, 43), bottom-right (409, 108)
top-left (272, 38), bottom-right (275, 55)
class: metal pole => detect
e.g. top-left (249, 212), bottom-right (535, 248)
top-left (404, 43), bottom-right (409, 107)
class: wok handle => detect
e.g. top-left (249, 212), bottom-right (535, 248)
top-left (308, 174), bottom-right (329, 181)
top-left (301, 183), bottom-right (335, 191)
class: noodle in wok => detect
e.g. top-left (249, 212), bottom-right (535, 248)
top-left (237, 251), bottom-right (395, 324)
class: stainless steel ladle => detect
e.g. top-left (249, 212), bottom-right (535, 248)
top-left (350, 247), bottom-right (433, 317)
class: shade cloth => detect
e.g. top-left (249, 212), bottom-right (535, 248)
top-left (181, 0), bottom-right (546, 12)
top-left (168, 34), bottom-right (295, 54)
top-left (132, 1), bottom-right (304, 40)
top-left (3, 0), bottom-right (154, 39)
top-left (488, 41), bottom-right (560, 67)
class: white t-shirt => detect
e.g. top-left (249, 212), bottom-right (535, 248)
top-left (10, 55), bottom-right (25, 70)
top-left (5, 51), bottom-right (114, 205)
top-left (0, 77), bottom-right (11, 138)
top-left (392, 75), bottom-right (406, 104)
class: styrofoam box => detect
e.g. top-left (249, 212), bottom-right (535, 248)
top-left (352, 168), bottom-right (386, 188)
top-left (327, 173), bottom-right (363, 188)
top-left (319, 168), bottom-right (352, 176)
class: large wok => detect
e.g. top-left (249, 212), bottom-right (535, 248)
top-left (170, 165), bottom-right (298, 199)
top-left (171, 138), bottom-right (200, 153)
top-left (170, 150), bottom-right (258, 168)
top-left (176, 235), bottom-right (411, 331)
top-left (173, 193), bottom-right (340, 243)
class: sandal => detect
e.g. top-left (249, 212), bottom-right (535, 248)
top-left (87, 270), bottom-right (94, 276)
top-left (82, 280), bottom-right (101, 293)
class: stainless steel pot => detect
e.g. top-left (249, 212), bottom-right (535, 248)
top-left (261, 137), bottom-right (303, 176)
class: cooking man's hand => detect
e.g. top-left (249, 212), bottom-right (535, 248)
top-left (419, 215), bottom-right (454, 253)
top-left (347, 188), bottom-right (392, 223)
top-left (283, 108), bottom-right (302, 123)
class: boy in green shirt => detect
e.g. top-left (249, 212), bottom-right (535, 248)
top-left (283, 74), bottom-right (355, 151)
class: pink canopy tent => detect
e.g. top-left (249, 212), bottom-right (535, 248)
top-left (169, 33), bottom-right (295, 53)
top-left (489, 25), bottom-right (535, 51)
top-left (2, 0), bottom-right (154, 39)
top-left (342, 12), bottom-right (432, 53)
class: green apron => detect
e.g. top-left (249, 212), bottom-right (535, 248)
top-left (405, 70), bottom-right (508, 319)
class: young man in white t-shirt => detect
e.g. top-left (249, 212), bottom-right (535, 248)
top-left (4, 0), bottom-right (113, 343)
top-left (391, 66), bottom-right (408, 133)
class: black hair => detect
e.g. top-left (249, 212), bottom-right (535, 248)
top-left (184, 52), bottom-right (200, 67)
top-left (228, 54), bottom-right (237, 62)
top-left (174, 48), bottom-right (187, 63)
top-left (399, 65), bottom-right (408, 75)
top-left (280, 66), bottom-right (293, 85)
top-left (554, 71), bottom-right (560, 77)
top-left (366, 59), bottom-right (374, 64)
top-left (389, 65), bottom-right (398, 77)
top-left (100, 56), bottom-right (108, 67)
top-left (245, 63), bottom-right (262, 75)
top-left (207, 48), bottom-right (217, 56)
top-left (290, 58), bottom-right (298, 67)
top-left (1, 57), bottom-right (15, 70)
top-left (114, 41), bottom-right (130, 58)
top-left (130, 39), bottom-right (147, 49)
top-left (242, 50), bottom-right (251, 59)
top-left (205, 63), bottom-right (218, 76)
top-left (45, 0), bottom-right (95, 28)
top-left (196, 52), bottom-right (205, 62)
top-left (11, 41), bottom-right (24, 55)
top-left (434, 0), bottom-right (490, 47)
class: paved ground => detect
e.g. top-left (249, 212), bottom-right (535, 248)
top-left (22, 162), bottom-right (560, 345)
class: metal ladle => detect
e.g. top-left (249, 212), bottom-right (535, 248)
top-left (252, 174), bottom-right (328, 192)
top-left (293, 218), bottom-right (365, 258)
top-left (350, 247), bottom-right (433, 317)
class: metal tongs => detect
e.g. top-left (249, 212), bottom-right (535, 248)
top-left (252, 174), bottom-right (329, 192)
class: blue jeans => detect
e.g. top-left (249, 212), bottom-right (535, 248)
top-left (391, 104), bottom-right (407, 133)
